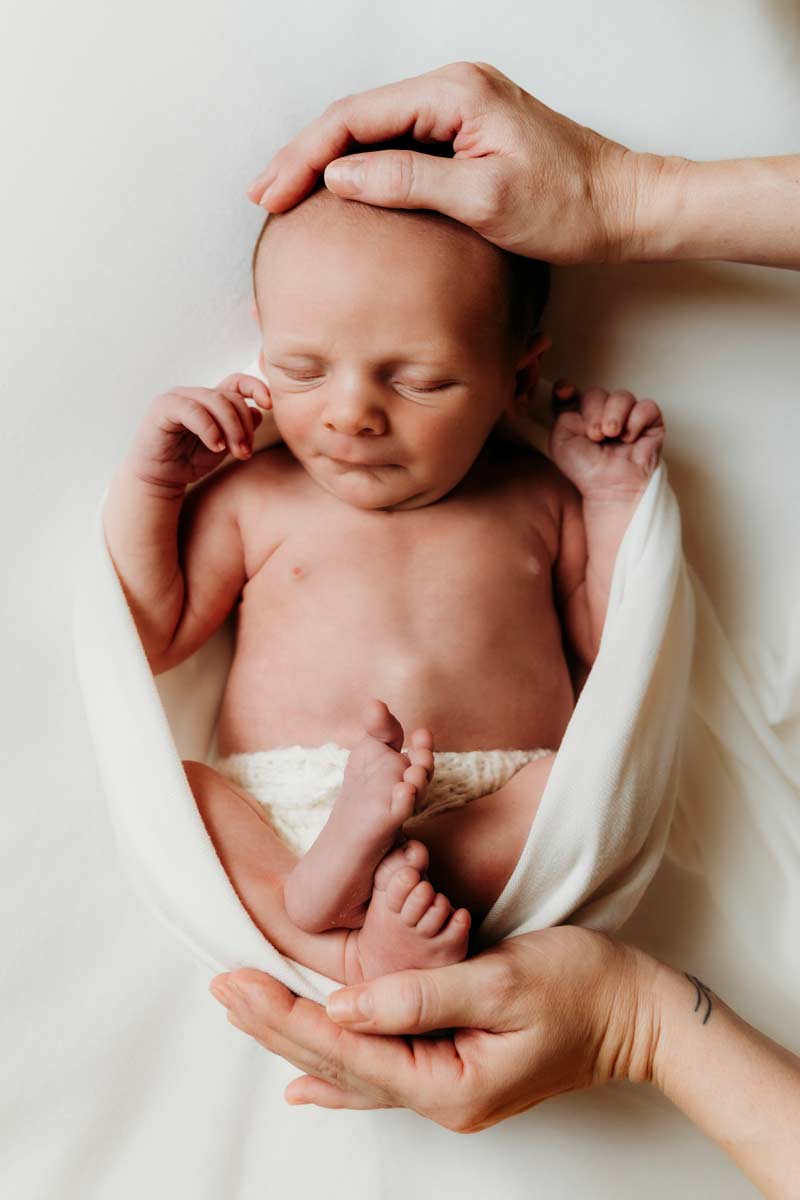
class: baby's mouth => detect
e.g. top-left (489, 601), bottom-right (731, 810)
top-left (329, 456), bottom-right (396, 470)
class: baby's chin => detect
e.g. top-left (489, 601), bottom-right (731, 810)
top-left (311, 459), bottom-right (437, 511)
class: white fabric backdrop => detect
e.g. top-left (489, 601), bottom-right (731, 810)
top-left (3, 1), bottom-right (799, 1197)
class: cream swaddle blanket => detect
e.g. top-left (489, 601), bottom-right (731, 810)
top-left (73, 373), bottom-right (694, 1000)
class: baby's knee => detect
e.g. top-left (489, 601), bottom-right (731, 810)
top-left (183, 758), bottom-right (272, 827)
top-left (182, 758), bottom-right (215, 795)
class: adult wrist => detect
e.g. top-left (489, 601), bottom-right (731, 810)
top-left (584, 938), bottom-right (662, 1088)
top-left (586, 142), bottom-right (679, 265)
top-left (613, 944), bottom-right (663, 1085)
top-left (620, 152), bottom-right (694, 264)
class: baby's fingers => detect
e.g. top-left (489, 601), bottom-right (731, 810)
top-left (552, 379), bottom-right (580, 411)
top-left (601, 390), bottom-right (636, 439)
top-left (579, 387), bottom-right (609, 441)
top-left (217, 372), bottom-right (272, 410)
top-left (162, 395), bottom-right (227, 453)
top-left (621, 399), bottom-right (664, 442)
top-left (220, 391), bottom-right (262, 453)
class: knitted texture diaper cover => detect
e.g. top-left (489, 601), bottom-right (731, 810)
top-left (213, 743), bottom-right (551, 858)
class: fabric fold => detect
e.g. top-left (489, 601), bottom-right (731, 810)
top-left (73, 376), bottom-right (695, 999)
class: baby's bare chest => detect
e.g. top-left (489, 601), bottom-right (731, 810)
top-left (216, 450), bottom-right (573, 751)
top-left (237, 475), bottom-right (557, 653)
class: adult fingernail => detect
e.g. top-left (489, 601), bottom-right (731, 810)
top-left (325, 159), bottom-right (365, 196)
top-left (226, 976), bottom-right (267, 1009)
top-left (248, 169), bottom-right (276, 197)
top-left (327, 986), bottom-right (373, 1022)
top-left (209, 976), bottom-right (236, 1005)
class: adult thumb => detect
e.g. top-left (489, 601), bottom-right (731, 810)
top-left (324, 150), bottom-right (481, 229)
top-left (325, 955), bottom-right (504, 1034)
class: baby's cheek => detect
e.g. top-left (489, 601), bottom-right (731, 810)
top-left (271, 403), bottom-right (307, 444)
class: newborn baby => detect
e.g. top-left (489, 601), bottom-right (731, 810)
top-left (103, 180), bottom-right (664, 986)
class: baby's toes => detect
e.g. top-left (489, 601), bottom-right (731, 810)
top-left (390, 779), bottom-right (418, 824)
top-left (407, 745), bottom-right (434, 781)
top-left (399, 879), bottom-right (436, 927)
top-left (384, 865), bottom-right (423, 914)
top-left (400, 839), bottom-right (429, 874)
top-left (441, 908), bottom-right (472, 943)
top-left (373, 840), bottom-right (429, 891)
top-left (414, 892), bottom-right (453, 937)
top-left (408, 727), bottom-right (434, 754)
top-left (402, 762), bottom-right (430, 811)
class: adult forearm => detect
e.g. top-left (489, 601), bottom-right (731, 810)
top-left (102, 465), bottom-right (185, 666)
top-left (649, 963), bottom-right (800, 1199)
top-left (630, 153), bottom-right (800, 269)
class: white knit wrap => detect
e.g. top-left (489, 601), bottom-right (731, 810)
top-left (213, 744), bottom-right (551, 857)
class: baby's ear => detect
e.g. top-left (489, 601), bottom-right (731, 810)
top-left (524, 330), bottom-right (552, 365)
top-left (505, 332), bottom-right (549, 419)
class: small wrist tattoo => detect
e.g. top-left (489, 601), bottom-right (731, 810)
top-left (684, 973), bottom-right (713, 1025)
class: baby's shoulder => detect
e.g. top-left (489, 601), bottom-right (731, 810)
top-left (222, 441), bottom-right (304, 497)
top-left (491, 442), bottom-right (581, 566)
top-left (237, 442), bottom-right (317, 555)
top-left (231, 438), bottom-right (303, 505)
top-left (494, 439), bottom-right (576, 508)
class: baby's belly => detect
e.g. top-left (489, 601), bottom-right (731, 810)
top-left (215, 477), bottom-right (576, 755)
top-left (214, 615), bottom-right (575, 755)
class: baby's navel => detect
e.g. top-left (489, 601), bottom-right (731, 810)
top-left (291, 565), bottom-right (304, 578)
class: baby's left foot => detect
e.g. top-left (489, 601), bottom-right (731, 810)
top-left (283, 700), bottom-right (434, 934)
top-left (343, 844), bottom-right (471, 984)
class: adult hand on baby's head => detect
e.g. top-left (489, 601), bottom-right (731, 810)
top-left (246, 62), bottom-right (647, 266)
top-left (209, 927), bottom-right (656, 1131)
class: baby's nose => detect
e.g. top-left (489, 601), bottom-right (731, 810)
top-left (323, 397), bottom-right (387, 437)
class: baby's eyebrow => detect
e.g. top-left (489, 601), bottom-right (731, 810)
top-left (390, 358), bottom-right (459, 370)
top-left (266, 348), bottom-right (461, 371)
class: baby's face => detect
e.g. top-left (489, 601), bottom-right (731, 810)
top-left (255, 198), bottom-right (545, 511)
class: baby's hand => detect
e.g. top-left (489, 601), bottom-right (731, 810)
top-left (547, 381), bottom-right (665, 499)
top-left (124, 373), bottom-right (268, 491)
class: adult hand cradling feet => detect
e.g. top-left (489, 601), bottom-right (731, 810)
top-left (210, 929), bottom-right (800, 1196)
top-left (211, 927), bottom-right (653, 1128)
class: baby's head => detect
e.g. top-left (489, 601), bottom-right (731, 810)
top-left (251, 140), bottom-right (550, 511)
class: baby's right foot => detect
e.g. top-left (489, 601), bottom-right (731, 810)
top-left (283, 699), bottom-right (435, 933)
top-left (343, 843), bottom-right (472, 984)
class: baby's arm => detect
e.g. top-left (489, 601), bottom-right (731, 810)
top-left (550, 384), bottom-right (666, 668)
top-left (102, 376), bottom-right (266, 673)
top-left (554, 485), bottom-right (645, 665)
top-left (554, 485), bottom-right (648, 694)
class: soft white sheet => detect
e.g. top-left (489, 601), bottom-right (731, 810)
top-left (6, 5), bottom-right (799, 1196)
top-left (70, 363), bottom-right (800, 1200)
